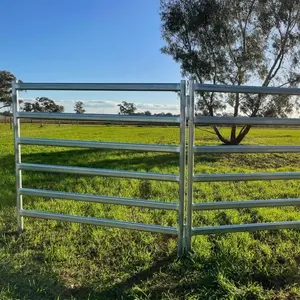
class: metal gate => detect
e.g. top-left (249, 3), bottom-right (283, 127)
top-left (12, 80), bottom-right (300, 255)
top-left (12, 81), bottom-right (187, 255)
top-left (185, 80), bottom-right (300, 252)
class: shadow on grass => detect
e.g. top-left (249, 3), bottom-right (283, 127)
top-left (85, 244), bottom-right (299, 300)
top-left (0, 247), bottom-right (179, 300)
top-left (19, 148), bottom-right (222, 168)
top-left (21, 148), bottom-right (180, 170)
top-left (0, 148), bottom-right (224, 209)
top-left (0, 153), bottom-right (16, 210)
top-left (1, 245), bottom-right (297, 300)
top-left (71, 252), bottom-right (180, 299)
top-left (0, 251), bottom-right (68, 300)
top-left (0, 147), bottom-right (223, 172)
top-left (0, 249), bottom-right (197, 299)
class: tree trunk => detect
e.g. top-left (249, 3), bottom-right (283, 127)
top-left (230, 125), bottom-right (236, 141)
top-left (235, 125), bottom-right (252, 144)
top-left (213, 126), bottom-right (230, 144)
top-left (212, 124), bottom-right (252, 145)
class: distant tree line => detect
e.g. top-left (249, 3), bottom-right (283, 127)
top-left (0, 111), bottom-right (12, 117)
top-left (74, 101), bottom-right (85, 114)
top-left (23, 97), bottom-right (64, 113)
top-left (117, 101), bottom-right (177, 116)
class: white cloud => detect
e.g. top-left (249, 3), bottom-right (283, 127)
top-left (19, 98), bottom-right (180, 114)
top-left (136, 103), bottom-right (179, 111)
top-left (80, 100), bottom-right (118, 108)
top-left (77, 100), bottom-right (179, 113)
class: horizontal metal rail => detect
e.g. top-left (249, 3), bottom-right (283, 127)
top-left (192, 221), bottom-right (300, 235)
top-left (18, 163), bottom-right (179, 182)
top-left (193, 145), bottom-right (300, 153)
top-left (18, 138), bottom-right (180, 153)
top-left (16, 112), bottom-right (180, 123)
top-left (20, 209), bottom-right (178, 235)
top-left (193, 172), bottom-right (300, 182)
top-left (15, 82), bottom-right (181, 91)
top-left (193, 198), bottom-right (300, 210)
top-left (20, 188), bottom-right (178, 210)
top-left (195, 116), bottom-right (300, 125)
top-left (195, 83), bottom-right (300, 95)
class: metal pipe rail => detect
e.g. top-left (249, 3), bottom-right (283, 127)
top-left (194, 83), bottom-right (300, 125)
top-left (192, 221), bottom-right (300, 235)
top-left (20, 188), bottom-right (178, 210)
top-left (194, 145), bottom-right (300, 153)
top-left (12, 80), bottom-right (187, 256)
top-left (20, 210), bottom-right (178, 235)
top-left (17, 112), bottom-right (180, 123)
top-left (195, 116), bottom-right (300, 125)
top-left (193, 172), bottom-right (300, 182)
top-left (194, 83), bottom-right (300, 95)
top-left (18, 163), bottom-right (179, 181)
top-left (15, 82), bottom-right (181, 91)
top-left (18, 138), bottom-right (180, 152)
top-left (193, 198), bottom-right (300, 210)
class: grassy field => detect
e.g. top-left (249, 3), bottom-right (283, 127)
top-left (1, 123), bottom-right (300, 299)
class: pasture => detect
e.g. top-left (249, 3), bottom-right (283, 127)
top-left (1, 123), bottom-right (300, 299)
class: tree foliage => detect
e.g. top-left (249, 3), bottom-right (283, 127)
top-left (0, 70), bottom-right (17, 110)
top-left (1, 111), bottom-right (12, 117)
top-left (23, 97), bottom-right (64, 113)
top-left (161, 0), bottom-right (300, 144)
top-left (118, 101), bottom-right (137, 115)
top-left (74, 101), bottom-right (85, 114)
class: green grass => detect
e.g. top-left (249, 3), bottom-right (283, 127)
top-left (1, 123), bottom-right (300, 299)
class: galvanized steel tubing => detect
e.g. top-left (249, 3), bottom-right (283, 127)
top-left (186, 80), bottom-right (195, 252)
top-left (17, 163), bottom-right (180, 182)
top-left (17, 112), bottom-right (180, 124)
top-left (20, 210), bottom-right (178, 235)
top-left (13, 81), bottom-right (185, 255)
top-left (12, 81), bottom-right (23, 231)
top-left (17, 138), bottom-right (180, 153)
top-left (194, 83), bottom-right (300, 95)
top-left (193, 198), bottom-right (300, 210)
top-left (178, 80), bottom-right (186, 255)
top-left (16, 82), bottom-right (181, 92)
top-left (192, 221), bottom-right (300, 235)
top-left (20, 188), bottom-right (178, 210)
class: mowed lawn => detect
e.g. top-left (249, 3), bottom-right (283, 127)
top-left (1, 123), bottom-right (300, 299)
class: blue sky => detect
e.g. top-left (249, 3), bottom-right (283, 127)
top-left (0, 0), bottom-right (181, 113)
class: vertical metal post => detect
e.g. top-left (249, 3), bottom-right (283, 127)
top-left (186, 79), bottom-right (195, 252)
top-left (12, 80), bottom-right (23, 231)
top-left (178, 80), bottom-right (186, 256)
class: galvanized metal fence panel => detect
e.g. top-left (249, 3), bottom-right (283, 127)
top-left (13, 79), bottom-right (300, 255)
top-left (12, 80), bottom-right (186, 255)
top-left (185, 79), bottom-right (300, 253)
